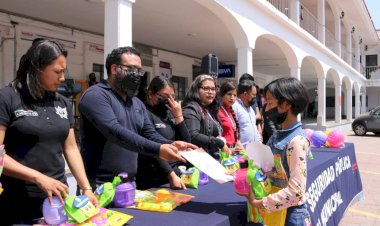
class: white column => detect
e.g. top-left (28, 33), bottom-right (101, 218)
top-left (152, 54), bottom-right (160, 80)
top-left (290, 66), bottom-right (301, 80)
top-left (355, 90), bottom-right (360, 118)
top-left (361, 92), bottom-right (366, 113)
top-left (334, 14), bottom-right (342, 57)
top-left (355, 41), bottom-right (361, 71)
top-left (237, 47), bottom-right (253, 80)
top-left (346, 87), bottom-right (352, 121)
top-left (1, 38), bottom-right (15, 87)
top-left (317, 77), bottom-right (326, 126)
top-left (289, 0), bottom-right (300, 25)
top-left (104, 0), bottom-right (135, 77)
top-left (346, 32), bottom-right (352, 65)
top-left (317, 0), bottom-right (325, 44)
top-left (334, 84), bottom-right (342, 123)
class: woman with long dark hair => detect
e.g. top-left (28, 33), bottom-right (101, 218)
top-left (182, 74), bottom-right (229, 157)
top-left (0, 39), bottom-right (98, 224)
top-left (136, 75), bottom-right (190, 190)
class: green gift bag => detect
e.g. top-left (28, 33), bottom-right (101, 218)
top-left (64, 195), bottom-right (99, 223)
top-left (246, 159), bottom-right (272, 223)
top-left (94, 176), bottom-right (122, 207)
top-left (180, 167), bottom-right (200, 189)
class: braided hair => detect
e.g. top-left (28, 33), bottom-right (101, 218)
top-left (229, 106), bottom-right (240, 142)
top-left (219, 81), bottom-right (240, 144)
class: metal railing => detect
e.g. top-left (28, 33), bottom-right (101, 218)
top-left (266, 0), bottom-right (289, 17)
top-left (299, 4), bottom-right (319, 40)
top-left (266, 1), bottom-right (368, 77)
top-left (325, 29), bottom-right (336, 52)
top-left (365, 66), bottom-right (379, 79)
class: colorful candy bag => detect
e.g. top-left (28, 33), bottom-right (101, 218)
top-left (65, 207), bottom-right (133, 226)
top-left (180, 167), bottom-right (200, 189)
top-left (246, 159), bottom-right (271, 223)
top-left (220, 151), bottom-right (239, 172)
top-left (131, 189), bottom-right (194, 213)
top-left (95, 176), bottom-right (122, 207)
top-left (36, 208), bottom-right (133, 226)
top-left (247, 155), bottom-right (289, 226)
top-left (64, 195), bottom-right (99, 223)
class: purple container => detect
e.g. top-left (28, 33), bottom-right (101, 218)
top-left (42, 196), bottom-right (68, 225)
top-left (113, 172), bottom-right (135, 207)
top-left (198, 171), bottom-right (209, 185)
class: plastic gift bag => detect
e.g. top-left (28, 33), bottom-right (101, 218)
top-left (220, 151), bottom-right (240, 172)
top-left (94, 176), bottom-right (122, 207)
top-left (261, 187), bottom-right (288, 226)
top-left (180, 167), bottom-right (200, 189)
top-left (72, 207), bottom-right (133, 226)
top-left (132, 189), bottom-right (194, 213)
top-left (64, 195), bottom-right (99, 223)
top-left (255, 155), bottom-right (289, 226)
top-left (246, 159), bottom-right (272, 223)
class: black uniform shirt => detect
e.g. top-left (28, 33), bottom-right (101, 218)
top-left (0, 85), bottom-right (74, 195)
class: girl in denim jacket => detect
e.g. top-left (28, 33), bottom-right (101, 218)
top-left (247, 77), bottom-right (312, 226)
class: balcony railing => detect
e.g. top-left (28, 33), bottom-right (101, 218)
top-left (325, 29), bottom-right (336, 52)
top-left (266, 1), bottom-right (363, 73)
top-left (267, 0), bottom-right (289, 17)
top-left (299, 4), bottom-right (319, 40)
top-left (366, 66), bottom-right (379, 79)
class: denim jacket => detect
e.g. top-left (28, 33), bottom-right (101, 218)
top-left (266, 121), bottom-right (311, 225)
top-left (267, 121), bottom-right (306, 178)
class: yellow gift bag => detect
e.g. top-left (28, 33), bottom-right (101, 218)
top-left (261, 186), bottom-right (287, 226)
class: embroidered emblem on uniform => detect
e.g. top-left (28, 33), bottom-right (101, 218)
top-left (14, 109), bottom-right (38, 117)
top-left (154, 123), bottom-right (166, 129)
top-left (55, 106), bottom-right (68, 119)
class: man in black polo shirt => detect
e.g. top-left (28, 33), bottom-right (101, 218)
top-left (79, 46), bottom-right (195, 189)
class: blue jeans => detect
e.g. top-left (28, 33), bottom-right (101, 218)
top-left (285, 204), bottom-right (312, 226)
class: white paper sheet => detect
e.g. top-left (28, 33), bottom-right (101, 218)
top-left (179, 149), bottom-right (234, 184)
top-left (245, 142), bottom-right (274, 172)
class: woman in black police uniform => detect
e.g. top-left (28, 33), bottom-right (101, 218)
top-left (136, 75), bottom-right (191, 190)
top-left (0, 39), bottom-right (98, 225)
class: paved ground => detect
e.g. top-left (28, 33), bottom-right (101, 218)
top-left (338, 130), bottom-right (380, 226)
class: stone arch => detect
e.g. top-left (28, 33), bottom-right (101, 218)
top-left (194, 0), bottom-right (251, 48)
top-left (256, 34), bottom-right (299, 69)
top-left (300, 56), bottom-right (325, 119)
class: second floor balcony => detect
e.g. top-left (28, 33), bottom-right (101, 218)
top-left (266, 0), bottom-right (376, 79)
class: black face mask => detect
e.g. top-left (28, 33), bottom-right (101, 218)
top-left (153, 98), bottom-right (169, 115)
top-left (115, 70), bottom-right (141, 98)
top-left (264, 107), bottom-right (287, 125)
